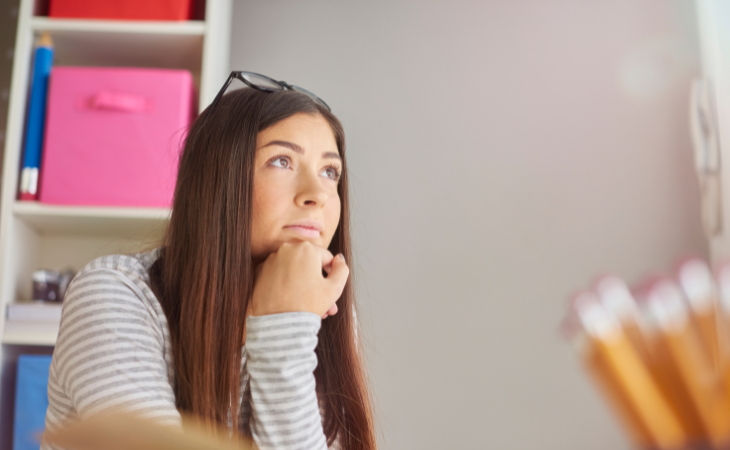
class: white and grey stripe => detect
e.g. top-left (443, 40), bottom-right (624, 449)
top-left (246, 314), bottom-right (327, 450)
top-left (41, 251), bottom-right (328, 450)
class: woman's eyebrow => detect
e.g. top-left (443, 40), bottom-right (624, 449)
top-left (261, 140), bottom-right (304, 153)
top-left (322, 152), bottom-right (342, 161)
top-left (261, 140), bottom-right (341, 161)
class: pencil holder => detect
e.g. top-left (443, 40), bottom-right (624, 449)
top-left (564, 259), bottom-right (730, 450)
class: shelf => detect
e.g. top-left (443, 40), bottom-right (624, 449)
top-left (3, 332), bottom-right (57, 346)
top-left (30, 17), bottom-right (204, 74)
top-left (31, 17), bottom-right (207, 35)
top-left (14, 202), bottom-right (170, 237)
top-left (2, 321), bottom-right (58, 346)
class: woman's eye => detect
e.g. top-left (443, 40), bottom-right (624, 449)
top-left (321, 166), bottom-right (340, 180)
top-left (271, 156), bottom-right (290, 169)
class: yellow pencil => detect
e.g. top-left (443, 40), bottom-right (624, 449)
top-left (573, 292), bottom-right (686, 450)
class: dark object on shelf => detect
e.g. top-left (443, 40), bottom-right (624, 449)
top-left (32, 269), bottom-right (74, 302)
top-left (48, 0), bottom-right (193, 21)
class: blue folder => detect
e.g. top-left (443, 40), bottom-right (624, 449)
top-left (13, 355), bottom-right (52, 450)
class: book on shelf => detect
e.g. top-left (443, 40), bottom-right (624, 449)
top-left (7, 302), bottom-right (62, 322)
top-left (3, 321), bottom-right (60, 336)
top-left (19, 33), bottom-right (54, 202)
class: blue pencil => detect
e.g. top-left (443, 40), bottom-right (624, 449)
top-left (19, 32), bottom-right (54, 201)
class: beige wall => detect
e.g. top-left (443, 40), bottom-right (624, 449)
top-left (230, 1), bottom-right (706, 448)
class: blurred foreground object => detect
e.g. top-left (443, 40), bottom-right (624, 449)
top-left (43, 412), bottom-right (254, 450)
top-left (563, 258), bottom-right (730, 450)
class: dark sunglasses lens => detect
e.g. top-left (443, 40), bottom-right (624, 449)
top-left (290, 85), bottom-right (331, 111)
top-left (240, 73), bottom-right (283, 91)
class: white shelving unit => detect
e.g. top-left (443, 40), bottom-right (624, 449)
top-left (0, 0), bottom-right (232, 444)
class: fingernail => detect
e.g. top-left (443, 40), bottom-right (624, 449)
top-left (337, 253), bottom-right (345, 261)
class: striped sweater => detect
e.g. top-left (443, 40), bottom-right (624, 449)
top-left (41, 250), bottom-right (329, 450)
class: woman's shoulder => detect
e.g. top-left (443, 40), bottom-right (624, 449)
top-left (61, 249), bottom-right (166, 330)
top-left (48, 249), bottom-right (179, 426)
top-left (75, 248), bottom-right (160, 282)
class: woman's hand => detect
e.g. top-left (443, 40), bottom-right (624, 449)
top-left (251, 241), bottom-right (349, 318)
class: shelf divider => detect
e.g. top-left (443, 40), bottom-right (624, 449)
top-left (2, 331), bottom-right (58, 346)
top-left (30, 17), bottom-right (207, 35)
top-left (13, 202), bottom-right (170, 237)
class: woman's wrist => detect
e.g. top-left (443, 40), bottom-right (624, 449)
top-left (245, 312), bottom-right (321, 355)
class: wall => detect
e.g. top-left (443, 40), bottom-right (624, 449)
top-left (230, 1), bottom-right (705, 448)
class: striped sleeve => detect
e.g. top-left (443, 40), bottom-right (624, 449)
top-left (43, 267), bottom-right (181, 444)
top-left (245, 312), bottom-right (328, 450)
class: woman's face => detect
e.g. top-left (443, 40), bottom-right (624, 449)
top-left (251, 112), bottom-right (342, 259)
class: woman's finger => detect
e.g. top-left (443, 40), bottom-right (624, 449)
top-left (321, 249), bottom-right (334, 275)
top-left (321, 303), bottom-right (338, 319)
top-left (325, 254), bottom-right (349, 297)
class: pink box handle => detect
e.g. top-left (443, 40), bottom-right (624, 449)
top-left (88, 91), bottom-right (148, 113)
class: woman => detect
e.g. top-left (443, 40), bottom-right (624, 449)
top-left (42, 73), bottom-right (376, 450)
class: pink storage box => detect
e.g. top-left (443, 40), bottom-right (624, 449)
top-left (39, 67), bottom-right (194, 207)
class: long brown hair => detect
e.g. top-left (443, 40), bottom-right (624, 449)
top-left (149, 87), bottom-right (375, 449)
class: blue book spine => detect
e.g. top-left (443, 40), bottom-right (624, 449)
top-left (20, 44), bottom-right (54, 200)
top-left (13, 355), bottom-right (52, 450)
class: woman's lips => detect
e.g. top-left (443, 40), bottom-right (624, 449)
top-left (284, 225), bottom-right (321, 238)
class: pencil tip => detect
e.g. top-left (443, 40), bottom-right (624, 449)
top-left (38, 32), bottom-right (53, 47)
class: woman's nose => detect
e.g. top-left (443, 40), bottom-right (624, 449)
top-left (295, 173), bottom-right (328, 207)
